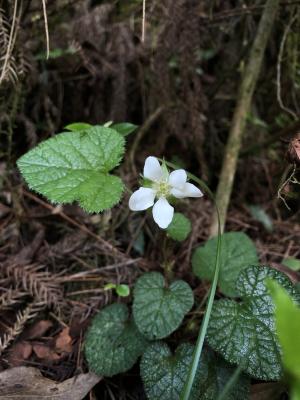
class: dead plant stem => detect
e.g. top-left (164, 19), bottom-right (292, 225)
top-left (42, 0), bottom-right (50, 59)
top-left (0, 0), bottom-right (18, 85)
top-left (210, 0), bottom-right (280, 236)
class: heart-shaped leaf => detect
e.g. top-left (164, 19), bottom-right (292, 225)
top-left (17, 126), bottom-right (125, 213)
top-left (84, 303), bottom-right (148, 377)
top-left (166, 213), bottom-right (191, 242)
top-left (199, 355), bottom-right (250, 400)
top-left (140, 342), bottom-right (201, 400)
top-left (192, 232), bottom-right (258, 297)
top-left (140, 343), bottom-right (250, 400)
top-left (133, 272), bottom-right (194, 340)
top-left (207, 265), bottom-right (300, 380)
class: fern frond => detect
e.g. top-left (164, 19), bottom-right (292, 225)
top-left (0, 2), bottom-right (20, 85)
top-left (0, 289), bottom-right (27, 310)
top-left (0, 7), bottom-right (10, 48)
top-left (0, 302), bottom-right (44, 354)
top-left (6, 264), bottom-right (63, 307)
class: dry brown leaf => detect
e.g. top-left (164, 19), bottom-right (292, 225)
top-left (287, 133), bottom-right (300, 165)
top-left (7, 342), bottom-right (32, 366)
top-left (33, 343), bottom-right (60, 361)
top-left (25, 320), bottom-right (53, 339)
top-left (0, 366), bottom-right (101, 400)
top-left (250, 382), bottom-right (284, 399)
top-left (55, 327), bottom-right (72, 353)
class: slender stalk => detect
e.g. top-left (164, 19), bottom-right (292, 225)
top-left (180, 174), bottom-right (222, 400)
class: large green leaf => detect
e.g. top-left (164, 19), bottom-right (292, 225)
top-left (207, 265), bottom-right (300, 381)
top-left (84, 303), bottom-right (148, 377)
top-left (17, 126), bottom-right (125, 213)
top-left (133, 272), bottom-right (194, 340)
top-left (268, 280), bottom-right (300, 397)
top-left (192, 232), bottom-right (258, 297)
top-left (140, 343), bottom-right (250, 400)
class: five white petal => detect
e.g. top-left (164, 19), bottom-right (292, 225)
top-left (129, 188), bottom-right (156, 211)
top-left (129, 156), bottom-right (203, 229)
top-left (143, 156), bottom-right (163, 181)
top-left (152, 198), bottom-right (174, 229)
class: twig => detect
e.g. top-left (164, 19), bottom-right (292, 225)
top-left (277, 163), bottom-right (297, 210)
top-left (67, 288), bottom-right (106, 296)
top-left (42, 0), bottom-right (50, 59)
top-left (142, 0), bottom-right (146, 43)
top-left (276, 14), bottom-right (298, 119)
top-left (57, 259), bottom-right (140, 282)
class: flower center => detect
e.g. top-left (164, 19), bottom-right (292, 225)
top-left (153, 181), bottom-right (170, 198)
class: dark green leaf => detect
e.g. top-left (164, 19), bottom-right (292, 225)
top-left (207, 265), bottom-right (300, 380)
top-left (166, 213), bottom-right (191, 241)
top-left (133, 272), bottom-right (194, 340)
top-left (140, 343), bottom-right (250, 400)
top-left (84, 303), bottom-right (147, 377)
top-left (140, 343), bottom-right (201, 400)
top-left (192, 232), bottom-right (258, 297)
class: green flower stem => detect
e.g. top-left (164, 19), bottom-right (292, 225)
top-left (161, 160), bottom-right (222, 400)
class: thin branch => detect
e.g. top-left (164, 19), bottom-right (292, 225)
top-left (142, 0), bottom-right (146, 43)
top-left (276, 14), bottom-right (298, 119)
top-left (42, 0), bottom-right (50, 59)
top-left (277, 164), bottom-right (297, 210)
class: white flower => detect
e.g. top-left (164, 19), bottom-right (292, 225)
top-left (129, 156), bottom-right (203, 229)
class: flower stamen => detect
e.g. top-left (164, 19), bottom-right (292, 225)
top-left (153, 181), bottom-right (170, 198)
